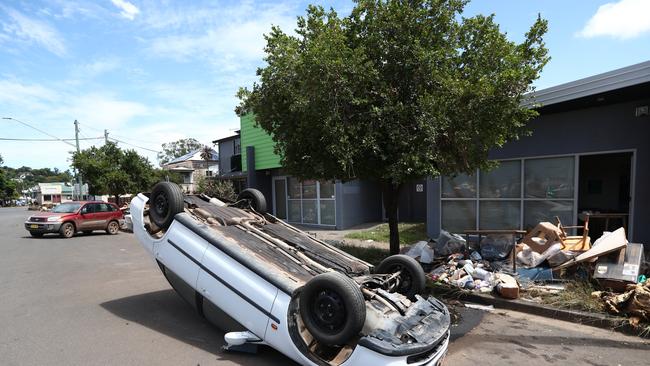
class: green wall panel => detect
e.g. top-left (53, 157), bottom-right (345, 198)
top-left (240, 113), bottom-right (282, 171)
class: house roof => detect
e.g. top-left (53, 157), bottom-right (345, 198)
top-left (166, 148), bottom-right (218, 165)
top-left (212, 130), bottom-right (241, 144)
top-left (527, 60), bottom-right (650, 108)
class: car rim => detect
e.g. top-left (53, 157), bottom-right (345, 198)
top-left (310, 289), bottom-right (346, 334)
top-left (154, 192), bottom-right (168, 217)
top-left (109, 222), bottom-right (118, 233)
top-left (64, 225), bottom-right (73, 237)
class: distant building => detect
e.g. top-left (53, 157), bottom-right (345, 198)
top-left (162, 148), bottom-right (219, 194)
top-left (212, 131), bottom-right (246, 194)
top-left (29, 182), bottom-right (88, 206)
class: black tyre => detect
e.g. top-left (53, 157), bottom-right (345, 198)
top-left (30, 232), bottom-right (43, 238)
top-left (106, 220), bottom-right (120, 235)
top-left (299, 272), bottom-right (366, 346)
top-left (59, 222), bottom-right (75, 238)
top-left (375, 254), bottom-right (425, 300)
top-left (237, 188), bottom-right (267, 214)
top-left (150, 182), bottom-right (185, 230)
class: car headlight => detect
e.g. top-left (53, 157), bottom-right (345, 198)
top-left (47, 216), bottom-right (62, 222)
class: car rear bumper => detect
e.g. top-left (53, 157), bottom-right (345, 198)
top-left (24, 222), bottom-right (62, 233)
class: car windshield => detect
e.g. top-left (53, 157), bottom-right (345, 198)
top-left (51, 203), bottom-right (82, 213)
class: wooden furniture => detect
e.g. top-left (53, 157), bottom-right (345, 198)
top-left (464, 229), bottom-right (527, 271)
top-left (578, 212), bottom-right (628, 234)
top-left (555, 215), bottom-right (591, 252)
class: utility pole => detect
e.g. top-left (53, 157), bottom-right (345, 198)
top-left (104, 129), bottom-right (109, 144)
top-left (74, 120), bottom-right (84, 200)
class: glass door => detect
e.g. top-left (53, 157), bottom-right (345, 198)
top-left (273, 177), bottom-right (287, 219)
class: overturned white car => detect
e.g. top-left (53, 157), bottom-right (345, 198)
top-left (131, 182), bottom-right (450, 365)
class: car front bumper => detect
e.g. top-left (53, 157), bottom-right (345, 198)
top-left (342, 331), bottom-right (449, 366)
top-left (24, 221), bottom-right (62, 233)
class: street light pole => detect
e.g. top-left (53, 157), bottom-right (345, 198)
top-left (104, 129), bottom-right (109, 144)
top-left (74, 120), bottom-right (84, 200)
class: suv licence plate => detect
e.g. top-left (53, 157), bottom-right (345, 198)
top-left (30, 224), bottom-right (39, 229)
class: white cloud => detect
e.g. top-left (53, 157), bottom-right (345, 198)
top-left (145, 2), bottom-right (297, 70)
top-left (0, 7), bottom-right (66, 56)
top-left (578, 0), bottom-right (650, 39)
top-left (70, 57), bottom-right (121, 80)
top-left (111, 0), bottom-right (139, 20)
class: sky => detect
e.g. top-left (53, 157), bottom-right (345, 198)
top-left (1, 0), bottom-right (649, 171)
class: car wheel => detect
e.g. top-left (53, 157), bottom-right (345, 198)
top-left (237, 188), bottom-right (267, 214)
top-left (30, 232), bottom-right (43, 238)
top-left (59, 222), bottom-right (75, 238)
top-left (150, 182), bottom-right (185, 230)
top-left (106, 220), bottom-right (119, 235)
top-left (299, 272), bottom-right (365, 346)
top-left (83, 230), bottom-right (93, 235)
top-left (375, 254), bottom-right (426, 300)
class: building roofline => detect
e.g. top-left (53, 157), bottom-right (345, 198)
top-left (527, 60), bottom-right (650, 107)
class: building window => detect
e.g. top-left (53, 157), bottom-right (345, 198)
top-left (234, 138), bottom-right (241, 155)
top-left (283, 178), bottom-right (336, 226)
top-left (43, 194), bottom-right (52, 201)
top-left (441, 156), bottom-right (576, 233)
top-left (206, 170), bottom-right (213, 177)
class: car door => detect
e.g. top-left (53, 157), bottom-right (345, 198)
top-left (96, 203), bottom-right (113, 229)
top-left (77, 204), bottom-right (94, 230)
top-left (197, 244), bottom-right (279, 338)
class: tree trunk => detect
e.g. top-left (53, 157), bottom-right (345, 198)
top-left (381, 181), bottom-right (403, 255)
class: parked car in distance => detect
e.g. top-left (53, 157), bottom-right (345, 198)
top-left (24, 201), bottom-right (124, 238)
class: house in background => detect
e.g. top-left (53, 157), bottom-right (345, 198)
top-left (30, 182), bottom-right (88, 206)
top-left (162, 148), bottom-right (219, 194)
top-left (212, 131), bottom-right (246, 194)
top-left (426, 60), bottom-right (650, 245)
top-left (239, 114), bottom-right (426, 229)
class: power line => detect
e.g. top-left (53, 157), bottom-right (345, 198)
top-left (2, 117), bottom-right (77, 148)
top-left (77, 121), bottom-right (160, 146)
top-left (0, 137), bottom-right (102, 141)
top-left (109, 137), bottom-right (160, 153)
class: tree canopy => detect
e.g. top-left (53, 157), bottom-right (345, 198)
top-left (237, 0), bottom-right (549, 253)
top-left (72, 142), bottom-right (178, 202)
top-left (157, 138), bottom-right (203, 166)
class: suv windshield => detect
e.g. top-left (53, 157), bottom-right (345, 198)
top-left (52, 203), bottom-right (82, 213)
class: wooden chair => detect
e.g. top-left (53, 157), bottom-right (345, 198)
top-left (555, 215), bottom-right (591, 252)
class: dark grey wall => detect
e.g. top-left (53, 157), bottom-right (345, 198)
top-left (336, 180), bottom-right (382, 229)
top-left (398, 180), bottom-right (427, 222)
top-left (218, 138), bottom-right (236, 173)
top-left (427, 97), bottom-right (650, 244)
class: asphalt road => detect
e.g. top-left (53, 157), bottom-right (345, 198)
top-left (1, 207), bottom-right (648, 365)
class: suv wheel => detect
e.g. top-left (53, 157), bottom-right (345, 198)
top-left (59, 222), bottom-right (75, 238)
top-left (106, 220), bottom-right (120, 235)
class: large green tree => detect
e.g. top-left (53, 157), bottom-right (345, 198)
top-left (237, 0), bottom-right (548, 254)
top-left (157, 138), bottom-right (203, 166)
top-left (72, 142), bottom-right (174, 202)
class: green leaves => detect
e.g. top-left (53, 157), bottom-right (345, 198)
top-left (238, 0), bottom-right (548, 182)
top-left (157, 138), bottom-right (203, 166)
top-left (72, 142), bottom-right (162, 199)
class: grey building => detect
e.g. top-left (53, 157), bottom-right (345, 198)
top-left (213, 131), bottom-right (246, 194)
top-left (426, 60), bottom-right (650, 245)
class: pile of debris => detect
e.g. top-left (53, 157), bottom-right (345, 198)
top-left (402, 222), bottom-right (648, 323)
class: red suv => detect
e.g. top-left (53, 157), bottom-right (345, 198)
top-left (25, 201), bottom-right (124, 238)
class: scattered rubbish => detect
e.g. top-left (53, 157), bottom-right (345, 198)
top-left (517, 267), bottom-right (554, 283)
top-left (556, 227), bottom-right (628, 269)
top-left (517, 242), bottom-right (562, 267)
top-left (480, 234), bottom-right (515, 261)
top-left (435, 230), bottom-right (466, 257)
top-left (494, 273), bottom-right (519, 299)
top-left (464, 303), bottom-right (494, 311)
top-left (470, 251), bottom-right (482, 262)
top-left (593, 243), bottom-right (645, 291)
top-left (521, 222), bottom-right (564, 253)
top-left (405, 241), bottom-right (435, 264)
top-left (592, 280), bottom-right (650, 325)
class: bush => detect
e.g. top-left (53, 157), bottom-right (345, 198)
top-left (196, 177), bottom-right (237, 201)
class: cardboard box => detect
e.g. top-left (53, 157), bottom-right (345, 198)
top-left (593, 243), bottom-right (645, 291)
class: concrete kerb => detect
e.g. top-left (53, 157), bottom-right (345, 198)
top-left (455, 292), bottom-right (649, 339)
